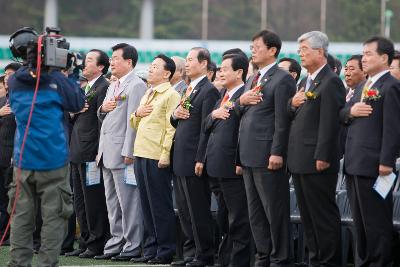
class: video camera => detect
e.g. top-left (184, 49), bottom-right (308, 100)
top-left (9, 27), bottom-right (76, 70)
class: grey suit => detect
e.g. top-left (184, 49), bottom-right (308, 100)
top-left (97, 71), bottom-right (147, 256)
top-left (173, 80), bottom-right (187, 96)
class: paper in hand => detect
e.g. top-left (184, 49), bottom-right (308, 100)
top-left (86, 161), bottom-right (101, 186)
top-left (373, 172), bottom-right (396, 199)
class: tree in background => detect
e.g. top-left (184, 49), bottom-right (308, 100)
top-left (0, 0), bottom-right (398, 42)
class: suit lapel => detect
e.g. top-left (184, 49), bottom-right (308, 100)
top-left (297, 78), bottom-right (306, 92)
top-left (259, 64), bottom-right (277, 89)
top-left (213, 86), bottom-right (244, 130)
top-left (189, 76), bottom-right (207, 103)
top-left (242, 65), bottom-right (277, 112)
top-left (244, 74), bottom-right (257, 92)
top-left (245, 64), bottom-right (277, 92)
top-left (86, 76), bottom-right (105, 96)
top-left (231, 86), bottom-right (244, 101)
top-left (307, 64), bottom-right (330, 94)
top-left (295, 65), bottom-right (330, 115)
top-left (371, 72), bottom-right (390, 92)
top-left (116, 72), bottom-right (136, 97)
top-left (352, 80), bottom-right (367, 103)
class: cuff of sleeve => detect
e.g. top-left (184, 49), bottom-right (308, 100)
top-left (160, 152), bottom-right (170, 164)
top-left (130, 112), bottom-right (138, 129)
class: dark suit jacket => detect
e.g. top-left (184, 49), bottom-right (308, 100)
top-left (235, 64), bottom-right (296, 168)
top-left (204, 86), bottom-right (244, 178)
top-left (341, 72), bottom-right (400, 178)
top-left (338, 82), bottom-right (364, 157)
top-left (0, 96), bottom-right (16, 167)
top-left (70, 76), bottom-right (109, 163)
top-left (287, 64), bottom-right (346, 174)
top-left (171, 76), bottom-right (220, 177)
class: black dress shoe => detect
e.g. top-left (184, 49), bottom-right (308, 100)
top-left (94, 252), bottom-right (119, 260)
top-left (111, 254), bottom-right (135, 261)
top-left (130, 255), bottom-right (155, 263)
top-left (148, 256), bottom-right (173, 264)
top-left (79, 249), bottom-right (100, 259)
top-left (171, 257), bottom-right (194, 266)
top-left (65, 249), bottom-right (85, 257)
top-left (186, 258), bottom-right (214, 267)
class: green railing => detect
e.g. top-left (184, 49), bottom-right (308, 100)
top-left (0, 46), bottom-right (353, 73)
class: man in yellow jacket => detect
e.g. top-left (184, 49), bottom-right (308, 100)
top-left (130, 54), bottom-right (180, 264)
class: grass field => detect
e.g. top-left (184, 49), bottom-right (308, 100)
top-left (0, 245), bottom-right (169, 266)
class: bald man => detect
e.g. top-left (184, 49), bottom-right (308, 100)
top-left (171, 56), bottom-right (188, 95)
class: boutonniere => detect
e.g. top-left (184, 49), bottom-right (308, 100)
top-left (114, 94), bottom-right (127, 102)
top-left (223, 100), bottom-right (235, 110)
top-left (192, 89), bottom-right (197, 95)
top-left (362, 88), bottom-right (381, 101)
top-left (180, 96), bottom-right (193, 110)
top-left (305, 91), bottom-right (318, 100)
top-left (251, 85), bottom-right (263, 95)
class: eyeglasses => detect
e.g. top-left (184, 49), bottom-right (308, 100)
top-left (297, 47), bottom-right (321, 54)
top-left (250, 44), bottom-right (267, 51)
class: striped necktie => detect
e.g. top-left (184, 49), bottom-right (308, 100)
top-left (114, 80), bottom-right (121, 97)
top-left (251, 72), bottom-right (261, 89)
top-left (360, 79), bottom-right (372, 102)
top-left (84, 84), bottom-right (91, 95)
top-left (305, 75), bottom-right (313, 92)
top-left (185, 86), bottom-right (193, 97)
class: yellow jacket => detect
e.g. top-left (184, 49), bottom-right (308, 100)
top-left (130, 82), bottom-right (181, 163)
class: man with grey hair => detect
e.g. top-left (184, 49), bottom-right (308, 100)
top-left (287, 31), bottom-right (345, 266)
top-left (171, 56), bottom-right (188, 96)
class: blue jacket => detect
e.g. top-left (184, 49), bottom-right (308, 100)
top-left (8, 66), bottom-right (85, 170)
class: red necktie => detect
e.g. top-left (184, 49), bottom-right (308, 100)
top-left (220, 93), bottom-right (229, 107)
top-left (251, 72), bottom-right (261, 90)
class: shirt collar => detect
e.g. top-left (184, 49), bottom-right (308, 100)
top-left (87, 74), bottom-right (102, 88)
top-left (189, 75), bottom-right (207, 90)
top-left (118, 69), bottom-right (134, 85)
top-left (226, 83), bottom-right (244, 99)
top-left (369, 70), bottom-right (390, 88)
top-left (257, 62), bottom-right (276, 85)
top-left (152, 82), bottom-right (171, 93)
top-left (309, 64), bottom-right (326, 81)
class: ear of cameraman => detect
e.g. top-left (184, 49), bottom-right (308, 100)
top-left (6, 55), bottom-right (85, 266)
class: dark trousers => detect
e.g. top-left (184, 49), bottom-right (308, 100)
top-left (175, 174), bottom-right (214, 262)
top-left (173, 174), bottom-right (195, 260)
top-left (346, 175), bottom-right (393, 267)
top-left (209, 179), bottom-right (231, 266)
top-left (292, 173), bottom-right (341, 267)
top-left (212, 177), bottom-right (251, 267)
top-left (71, 163), bottom-right (109, 254)
top-left (134, 157), bottom-right (176, 258)
top-left (243, 167), bottom-right (292, 267)
top-left (0, 166), bottom-right (12, 239)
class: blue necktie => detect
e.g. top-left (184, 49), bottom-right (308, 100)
top-left (305, 76), bottom-right (313, 92)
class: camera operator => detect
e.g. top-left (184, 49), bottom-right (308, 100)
top-left (6, 27), bottom-right (85, 267)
